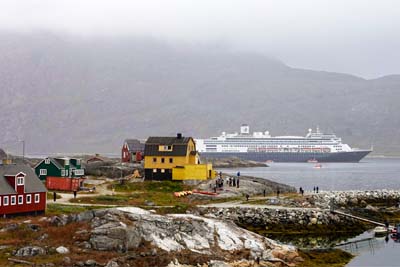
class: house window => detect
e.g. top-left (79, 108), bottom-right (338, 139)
top-left (3, 196), bottom-right (8, 206)
top-left (74, 169), bottom-right (84, 176)
top-left (45, 158), bottom-right (50, 164)
top-left (153, 169), bottom-right (157, 173)
top-left (26, 194), bottom-right (32, 204)
top-left (161, 158), bottom-right (165, 163)
top-left (61, 169), bottom-right (66, 176)
top-left (34, 194), bottom-right (40, 203)
top-left (65, 170), bottom-right (69, 176)
top-left (169, 158), bottom-right (173, 163)
top-left (17, 177), bottom-right (24, 185)
top-left (161, 169), bottom-right (165, 173)
top-left (11, 196), bottom-right (16, 205)
top-left (40, 169), bottom-right (47, 175)
top-left (18, 195), bottom-right (23, 205)
top-left (153, 158), bottom-right (157, 163)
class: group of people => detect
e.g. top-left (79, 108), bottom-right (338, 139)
top-left (298, 186), bottom-right (320, 195)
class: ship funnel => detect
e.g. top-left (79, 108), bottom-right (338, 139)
top-left (240, 124), bottom-right (250, 134)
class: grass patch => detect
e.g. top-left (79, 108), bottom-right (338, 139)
top-left (298, 249), bottom-right (354, 267)
top-left (46, 192), bottom-right (62, 200)
top-left (114, 180), bottom-right (187, 193)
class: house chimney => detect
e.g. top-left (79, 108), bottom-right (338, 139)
top-left (177, 133), bottom-right (182, 139)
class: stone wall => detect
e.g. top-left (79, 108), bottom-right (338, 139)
top-left (198, 207), bottom-right (364, 232)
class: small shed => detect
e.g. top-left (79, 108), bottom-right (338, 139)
top-left (121, 139), bottom-right (145, 163)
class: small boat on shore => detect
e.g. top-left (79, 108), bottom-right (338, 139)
top-left (308, 159), bottom-right (318, 163)
top-left (313, 163), bottom-right (322, 169)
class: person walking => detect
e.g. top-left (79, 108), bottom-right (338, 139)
top-left (277, 188), bottom-right (280, 198)
top-left (237, 177), bottom-right (240, 188)
top-left (73, 190), bottom-right (77, 199)
top-left (245, 194), bottom-right (249, 201)
top-left (263, 189), bottom-right (266, 197)
top-left (53, 192), bottom-right (57, 202)
top-left (316, 186), bottom-right (319, 193)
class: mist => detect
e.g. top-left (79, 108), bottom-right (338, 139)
top-left (1, 0), bottom-right (399, 78)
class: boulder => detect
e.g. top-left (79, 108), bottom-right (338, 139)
top-left (56, 246), bottom-right (70, 254)
top-left (15, 246), bottom-right (46, 257)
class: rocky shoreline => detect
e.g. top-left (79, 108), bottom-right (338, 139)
top-left (201, 157), bottom-right (268, 168)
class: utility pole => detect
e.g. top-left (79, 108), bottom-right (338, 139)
top-left (20, 140), bottom-right (25, 162)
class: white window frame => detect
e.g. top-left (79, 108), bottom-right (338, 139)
top-left (17, 177), bottom-right (24, 185)
top-left (61, 169), bottom-right (66, 176)
top-left (74, 169), bottom-right (84, 176)
top-left (34, 194), bottom-right (40, 203)
top-left (11, 195), bottom-right (16, 205)
top-left (18, 195), bottom-right (23, 205)
top-left (40, 169), bottom-right (47, 175)
top-left (26, 194), bottom-right (32, 204)
top-left (65, 169), bottom-right (68, 176)
top-left (3, 196), bottom-right (9, 206)
top-left (45, 158), bottom-right (50, 164)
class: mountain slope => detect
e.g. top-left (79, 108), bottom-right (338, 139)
top-left (0, 33), bottom-right (399, 155)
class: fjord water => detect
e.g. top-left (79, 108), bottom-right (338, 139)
top-left (222, 157), bottom-right (400, 266)
top-left (221, 157), bottom-right (400, 191)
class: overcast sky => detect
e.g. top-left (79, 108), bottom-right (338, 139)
top-left (1, 0), bottom-right (399, 78)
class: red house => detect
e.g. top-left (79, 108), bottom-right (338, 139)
top-left (121, 139), bottom-right (145, 163)
top-left (0, 163), bottom-right (47, 217)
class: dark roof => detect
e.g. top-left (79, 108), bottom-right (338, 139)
top-left (0, 164), bottom-right (47, 195)
top-left (144, 136), bottom-right (193, 156)
top-left (34, 157), bottom-right (80, 170)
top-left (0, 149), bottom-right (7, 160)
top-left (124, 139), bottom-right (145, 152)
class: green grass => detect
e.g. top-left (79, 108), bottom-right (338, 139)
top-left (47, 192), bottom-right (62, 200)
top-left (114, 180), bottom-right (186, 193)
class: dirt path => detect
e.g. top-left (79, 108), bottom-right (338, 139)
top-left (51, 178), bottom-right (117, 206)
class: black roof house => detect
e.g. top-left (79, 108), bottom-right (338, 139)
top-left (144, 136), bottom-right (194, 157)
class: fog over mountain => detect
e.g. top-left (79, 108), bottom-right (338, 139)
top-left (0, 33), bottom-right (399, 156)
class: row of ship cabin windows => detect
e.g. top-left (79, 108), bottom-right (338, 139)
top-left (152, 158), bottom-right (173, 163)
top-left (0, 194), bottom-right (40, 206)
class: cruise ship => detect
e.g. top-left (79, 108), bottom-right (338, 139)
top-left (196, 125), bottom-right (372, 162)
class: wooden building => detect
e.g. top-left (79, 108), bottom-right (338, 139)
top-left (0, 163), bottom-right (47, 217)
top-left (144, 134), bottom-right (214, 181)
top-left (34, 157), bottom-right (85, 191)
top-left (122, 139), bottom-right (145, 163)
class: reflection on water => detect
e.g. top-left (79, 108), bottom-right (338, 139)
top-left (345, 231), bottom-right (400, 267)
top-left (266, 233), bottom-right (355, 249)
top-left (266, 231), bottom-right (400, 266)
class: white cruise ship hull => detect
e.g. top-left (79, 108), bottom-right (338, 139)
top-left (199, 150), bottom-right (372, 163)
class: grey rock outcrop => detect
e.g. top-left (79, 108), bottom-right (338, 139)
top-left (83, 207), bottom-right (301, 266)
top-left (15, 246), bottom-right (46, 257)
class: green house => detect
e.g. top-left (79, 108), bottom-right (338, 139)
top-left (34, 157), bottom-right (85, 181)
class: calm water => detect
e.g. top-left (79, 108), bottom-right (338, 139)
top-left (221, 157), bottom-right (400, 191)
top-left (343, 231), bottom-right (400, 267)
top-left (222, 157), bottom-right (400, 266)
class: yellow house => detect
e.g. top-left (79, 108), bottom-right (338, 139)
top-left (144, 134), bottom-right (215, 181)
